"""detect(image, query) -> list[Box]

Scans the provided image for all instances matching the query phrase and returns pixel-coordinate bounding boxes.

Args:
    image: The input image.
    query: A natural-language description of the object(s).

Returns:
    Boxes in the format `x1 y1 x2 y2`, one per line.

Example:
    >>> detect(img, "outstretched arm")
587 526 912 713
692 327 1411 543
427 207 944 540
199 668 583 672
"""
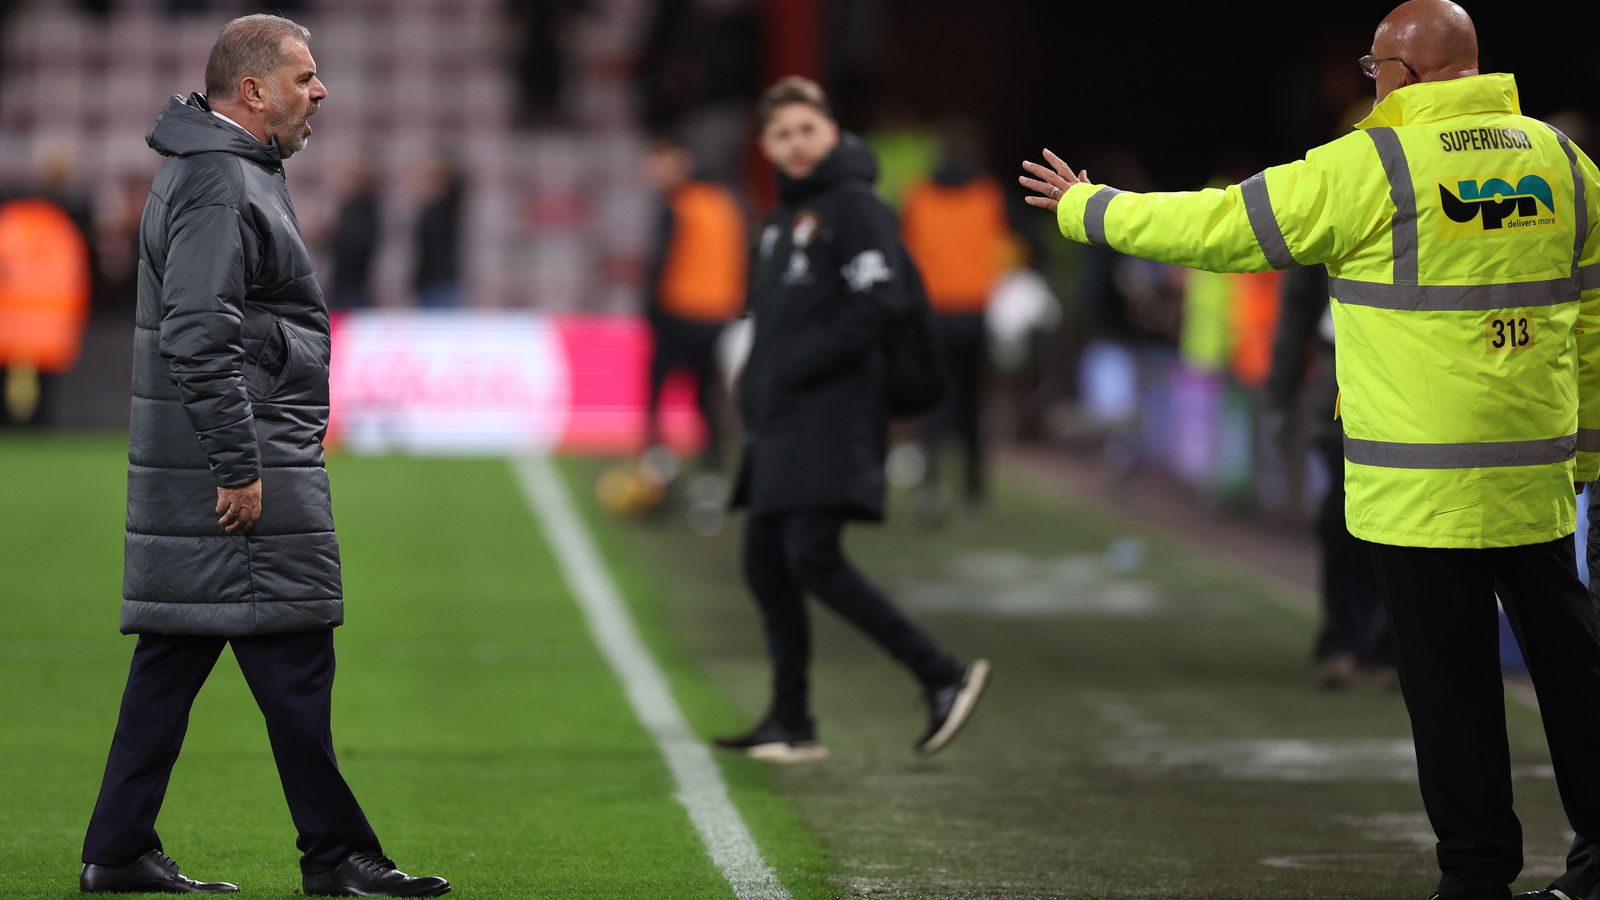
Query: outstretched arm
1020 133 1389 275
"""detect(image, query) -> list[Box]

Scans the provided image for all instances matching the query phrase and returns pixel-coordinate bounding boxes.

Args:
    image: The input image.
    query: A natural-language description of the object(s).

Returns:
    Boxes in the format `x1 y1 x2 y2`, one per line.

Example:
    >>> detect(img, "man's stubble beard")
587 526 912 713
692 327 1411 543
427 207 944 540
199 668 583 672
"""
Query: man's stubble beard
266 97 310 158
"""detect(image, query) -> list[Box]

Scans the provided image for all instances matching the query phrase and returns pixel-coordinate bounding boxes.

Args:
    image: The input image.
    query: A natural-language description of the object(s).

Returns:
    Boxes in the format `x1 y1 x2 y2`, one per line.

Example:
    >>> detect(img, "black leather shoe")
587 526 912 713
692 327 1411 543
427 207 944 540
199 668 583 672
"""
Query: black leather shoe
302 853 451 897
915 659 992 755
80 850 238 893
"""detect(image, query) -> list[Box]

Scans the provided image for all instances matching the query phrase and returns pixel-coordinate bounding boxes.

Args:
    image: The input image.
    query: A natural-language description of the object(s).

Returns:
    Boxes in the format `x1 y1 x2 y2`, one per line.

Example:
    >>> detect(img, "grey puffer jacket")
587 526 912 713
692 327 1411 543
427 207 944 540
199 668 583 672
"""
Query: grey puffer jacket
123 93 341 636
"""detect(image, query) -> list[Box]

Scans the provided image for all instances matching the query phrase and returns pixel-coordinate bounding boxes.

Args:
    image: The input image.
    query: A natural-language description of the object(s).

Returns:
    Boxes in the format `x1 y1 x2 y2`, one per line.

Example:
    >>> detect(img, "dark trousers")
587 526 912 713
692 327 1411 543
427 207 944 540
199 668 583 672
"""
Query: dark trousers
1371 537 1600 900
1312 439 1394 666
920 311 987 502
646 314 725 470
83 631 381 875
742 510 962 726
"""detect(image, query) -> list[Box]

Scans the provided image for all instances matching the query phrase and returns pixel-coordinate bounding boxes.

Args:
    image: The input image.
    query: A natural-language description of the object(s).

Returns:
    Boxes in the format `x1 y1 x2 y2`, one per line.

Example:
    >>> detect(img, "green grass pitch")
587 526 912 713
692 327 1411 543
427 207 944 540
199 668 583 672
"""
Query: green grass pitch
0 435 1576 898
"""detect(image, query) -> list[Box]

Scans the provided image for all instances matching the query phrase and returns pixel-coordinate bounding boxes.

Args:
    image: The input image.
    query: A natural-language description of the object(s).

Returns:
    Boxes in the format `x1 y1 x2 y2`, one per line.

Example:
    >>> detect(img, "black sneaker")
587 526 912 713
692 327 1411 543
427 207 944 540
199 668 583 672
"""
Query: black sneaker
1513 891 1579 899
302 853 450 897
915 659 992 756
80 850 238 893
712 716 830 764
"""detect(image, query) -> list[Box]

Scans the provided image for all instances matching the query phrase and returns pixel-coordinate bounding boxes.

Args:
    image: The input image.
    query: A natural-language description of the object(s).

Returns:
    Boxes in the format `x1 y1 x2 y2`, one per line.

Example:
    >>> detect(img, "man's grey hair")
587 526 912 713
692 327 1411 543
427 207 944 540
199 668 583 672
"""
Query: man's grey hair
204 14 311 101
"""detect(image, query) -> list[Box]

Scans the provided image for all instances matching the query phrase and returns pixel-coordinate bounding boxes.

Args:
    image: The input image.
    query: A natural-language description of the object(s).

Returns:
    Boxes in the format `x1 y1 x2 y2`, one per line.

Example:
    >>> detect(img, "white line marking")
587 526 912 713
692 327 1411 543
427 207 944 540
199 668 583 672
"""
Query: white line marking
512 456 790 900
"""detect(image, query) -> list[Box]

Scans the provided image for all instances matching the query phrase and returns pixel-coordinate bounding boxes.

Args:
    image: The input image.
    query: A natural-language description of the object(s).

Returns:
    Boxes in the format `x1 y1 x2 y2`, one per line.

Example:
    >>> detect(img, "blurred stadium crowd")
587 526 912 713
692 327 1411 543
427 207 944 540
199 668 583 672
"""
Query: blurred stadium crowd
0 0 1596 533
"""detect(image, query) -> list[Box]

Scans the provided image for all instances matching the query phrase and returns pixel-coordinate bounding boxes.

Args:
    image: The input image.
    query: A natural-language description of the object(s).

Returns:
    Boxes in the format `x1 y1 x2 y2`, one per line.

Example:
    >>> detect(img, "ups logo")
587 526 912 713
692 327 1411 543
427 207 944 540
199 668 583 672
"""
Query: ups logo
1439 175 1556 230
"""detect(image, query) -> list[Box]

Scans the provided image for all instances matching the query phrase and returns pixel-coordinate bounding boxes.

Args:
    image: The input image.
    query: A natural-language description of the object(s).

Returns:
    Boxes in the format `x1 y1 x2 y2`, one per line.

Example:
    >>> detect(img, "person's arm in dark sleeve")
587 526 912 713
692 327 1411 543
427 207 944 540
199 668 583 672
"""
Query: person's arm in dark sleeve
1589 485 1600 603
643 197 675 317
1263 264 1326 413
159 199 261 488
738 214 759 319
780 190 902 385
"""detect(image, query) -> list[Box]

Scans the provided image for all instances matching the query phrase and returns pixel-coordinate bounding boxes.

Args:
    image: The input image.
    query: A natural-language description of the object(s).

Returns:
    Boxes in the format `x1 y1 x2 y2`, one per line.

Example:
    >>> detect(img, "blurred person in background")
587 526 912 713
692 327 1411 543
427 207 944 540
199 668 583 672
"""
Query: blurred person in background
641 131 746 473
94 170 157 311
0 146 96 427
326 154 381 310
36 145 98 288
900 120 1009 522
0 192 91 427
1023 2 1600 897
637 0 763 187
79 15 449 897
864 99 939 211
506 0 589 126
412 152 465 308
1171 167 1283 509
1265 264 1396 690
716 76 990 764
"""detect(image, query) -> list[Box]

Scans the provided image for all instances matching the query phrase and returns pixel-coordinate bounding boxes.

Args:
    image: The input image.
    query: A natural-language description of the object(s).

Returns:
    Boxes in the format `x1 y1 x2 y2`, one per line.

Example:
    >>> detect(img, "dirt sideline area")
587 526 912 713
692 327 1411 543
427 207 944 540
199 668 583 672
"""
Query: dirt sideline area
1001 445 1319 608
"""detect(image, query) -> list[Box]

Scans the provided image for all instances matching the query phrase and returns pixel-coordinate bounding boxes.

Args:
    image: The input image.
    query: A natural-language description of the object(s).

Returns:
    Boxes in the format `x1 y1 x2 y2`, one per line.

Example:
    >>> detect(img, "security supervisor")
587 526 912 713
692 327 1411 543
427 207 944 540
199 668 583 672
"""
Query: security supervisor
1023 2 1600 899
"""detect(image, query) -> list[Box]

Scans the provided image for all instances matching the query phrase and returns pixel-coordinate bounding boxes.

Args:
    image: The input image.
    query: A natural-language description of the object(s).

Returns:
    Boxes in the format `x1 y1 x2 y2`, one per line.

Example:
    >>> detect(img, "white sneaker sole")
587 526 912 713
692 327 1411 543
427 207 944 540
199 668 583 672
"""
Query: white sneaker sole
741 741 831 765
917 659 991 756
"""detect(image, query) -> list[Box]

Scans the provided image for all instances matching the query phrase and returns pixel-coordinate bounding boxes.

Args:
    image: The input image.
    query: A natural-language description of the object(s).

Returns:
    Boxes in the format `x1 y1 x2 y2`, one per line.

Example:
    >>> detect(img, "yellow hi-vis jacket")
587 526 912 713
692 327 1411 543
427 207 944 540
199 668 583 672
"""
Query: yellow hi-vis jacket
1056 73 1600 549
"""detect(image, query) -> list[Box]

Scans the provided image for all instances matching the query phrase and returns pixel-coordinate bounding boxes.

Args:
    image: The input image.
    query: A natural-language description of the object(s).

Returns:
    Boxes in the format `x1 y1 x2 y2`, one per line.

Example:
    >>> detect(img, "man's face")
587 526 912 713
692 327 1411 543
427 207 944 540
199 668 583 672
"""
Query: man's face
760 103 839 181
643 145 692 191
263 40 326 158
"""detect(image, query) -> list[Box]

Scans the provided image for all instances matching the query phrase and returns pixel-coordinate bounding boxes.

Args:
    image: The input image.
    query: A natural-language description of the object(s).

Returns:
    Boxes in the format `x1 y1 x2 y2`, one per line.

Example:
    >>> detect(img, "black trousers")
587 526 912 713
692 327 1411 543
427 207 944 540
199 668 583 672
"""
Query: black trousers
646 314 725 470
1371 537 1600 900
742 510 962 727
83 631 382 875
1312 438 1394 666
920 311 987 502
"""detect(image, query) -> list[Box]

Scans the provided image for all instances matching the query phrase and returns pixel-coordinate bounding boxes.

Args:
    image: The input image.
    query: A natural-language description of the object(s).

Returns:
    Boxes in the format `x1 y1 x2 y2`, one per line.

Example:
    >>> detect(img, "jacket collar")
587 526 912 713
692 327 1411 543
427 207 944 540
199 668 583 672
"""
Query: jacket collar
1355 72 1521 130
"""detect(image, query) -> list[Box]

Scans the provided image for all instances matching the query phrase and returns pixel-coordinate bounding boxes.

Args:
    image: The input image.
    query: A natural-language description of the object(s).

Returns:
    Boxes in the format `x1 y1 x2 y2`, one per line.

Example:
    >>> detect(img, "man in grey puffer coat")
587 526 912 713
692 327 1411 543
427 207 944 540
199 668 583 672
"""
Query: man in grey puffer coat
80 16 448 897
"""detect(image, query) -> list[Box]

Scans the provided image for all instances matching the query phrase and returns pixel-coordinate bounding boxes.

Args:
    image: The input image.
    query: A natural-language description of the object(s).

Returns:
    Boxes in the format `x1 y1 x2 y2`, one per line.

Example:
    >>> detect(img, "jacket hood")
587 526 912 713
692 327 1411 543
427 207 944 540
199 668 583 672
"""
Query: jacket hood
777 132 879 203
146 93 283 169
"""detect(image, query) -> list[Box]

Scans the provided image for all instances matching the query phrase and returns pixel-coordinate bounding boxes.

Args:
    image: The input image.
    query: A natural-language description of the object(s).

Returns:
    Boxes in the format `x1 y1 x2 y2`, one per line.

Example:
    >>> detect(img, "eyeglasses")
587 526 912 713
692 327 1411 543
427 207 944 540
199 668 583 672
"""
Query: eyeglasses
1359 54 1420 81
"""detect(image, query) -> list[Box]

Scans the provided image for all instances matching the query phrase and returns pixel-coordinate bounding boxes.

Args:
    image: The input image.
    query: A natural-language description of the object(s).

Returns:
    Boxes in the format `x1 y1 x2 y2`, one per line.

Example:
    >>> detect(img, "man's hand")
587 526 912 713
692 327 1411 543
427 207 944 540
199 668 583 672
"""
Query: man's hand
1019 149 1092 212
216 479 263 534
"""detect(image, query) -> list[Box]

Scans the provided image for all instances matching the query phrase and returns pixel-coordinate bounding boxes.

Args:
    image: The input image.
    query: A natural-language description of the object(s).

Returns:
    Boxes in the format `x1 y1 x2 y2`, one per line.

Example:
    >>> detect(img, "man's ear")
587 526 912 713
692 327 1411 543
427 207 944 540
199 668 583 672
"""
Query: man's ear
240 76 267 112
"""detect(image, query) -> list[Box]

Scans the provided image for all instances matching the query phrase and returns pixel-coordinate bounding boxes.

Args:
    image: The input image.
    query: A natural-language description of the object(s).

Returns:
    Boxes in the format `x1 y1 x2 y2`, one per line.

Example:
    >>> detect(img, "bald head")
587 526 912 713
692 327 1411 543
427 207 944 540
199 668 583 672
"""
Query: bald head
1371 0 1479 101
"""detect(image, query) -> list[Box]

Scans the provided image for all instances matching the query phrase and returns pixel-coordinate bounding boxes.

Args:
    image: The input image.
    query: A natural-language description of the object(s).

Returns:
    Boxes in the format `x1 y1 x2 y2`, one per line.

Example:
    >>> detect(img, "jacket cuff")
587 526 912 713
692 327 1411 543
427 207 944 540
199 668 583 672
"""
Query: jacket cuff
1056 183 1122 247
208 429 263 488
1577 451 1600 485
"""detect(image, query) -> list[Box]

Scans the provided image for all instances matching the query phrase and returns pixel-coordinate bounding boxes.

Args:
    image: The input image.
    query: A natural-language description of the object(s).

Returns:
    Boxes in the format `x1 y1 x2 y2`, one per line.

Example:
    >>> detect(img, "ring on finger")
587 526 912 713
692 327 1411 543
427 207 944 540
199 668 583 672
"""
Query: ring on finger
1051 186 1061 200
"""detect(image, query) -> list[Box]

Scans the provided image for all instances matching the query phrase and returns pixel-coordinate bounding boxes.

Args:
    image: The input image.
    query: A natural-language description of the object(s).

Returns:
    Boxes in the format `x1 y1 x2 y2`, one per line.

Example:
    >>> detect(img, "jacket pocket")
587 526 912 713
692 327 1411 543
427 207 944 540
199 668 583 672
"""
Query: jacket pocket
246 319 290 400
269 319 331 406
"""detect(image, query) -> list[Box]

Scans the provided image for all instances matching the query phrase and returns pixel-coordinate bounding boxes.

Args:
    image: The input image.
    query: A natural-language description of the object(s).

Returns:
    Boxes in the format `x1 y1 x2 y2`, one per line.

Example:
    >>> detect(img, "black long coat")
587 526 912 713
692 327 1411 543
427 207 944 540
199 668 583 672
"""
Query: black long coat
123 94 341 636
732 135 912 522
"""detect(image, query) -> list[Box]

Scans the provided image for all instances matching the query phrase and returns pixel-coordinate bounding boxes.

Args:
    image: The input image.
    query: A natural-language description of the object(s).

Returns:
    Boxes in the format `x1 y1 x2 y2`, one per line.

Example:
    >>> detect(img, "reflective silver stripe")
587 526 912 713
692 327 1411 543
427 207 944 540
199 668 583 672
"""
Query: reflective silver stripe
1366 127 1419 284
1241 172 1297 270
1328 276 1575 311
1581 429 1600 453
1345 434 1576 469
1584 262 1600 291
1083 187 1123 247
1550 126 1588 281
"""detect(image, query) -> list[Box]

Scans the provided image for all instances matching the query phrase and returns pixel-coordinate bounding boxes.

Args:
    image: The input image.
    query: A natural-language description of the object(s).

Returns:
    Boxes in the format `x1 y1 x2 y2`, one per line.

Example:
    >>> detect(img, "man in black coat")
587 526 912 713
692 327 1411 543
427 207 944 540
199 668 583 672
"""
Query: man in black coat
1263 264 1396 691
79 16 448 897
717 77 990 764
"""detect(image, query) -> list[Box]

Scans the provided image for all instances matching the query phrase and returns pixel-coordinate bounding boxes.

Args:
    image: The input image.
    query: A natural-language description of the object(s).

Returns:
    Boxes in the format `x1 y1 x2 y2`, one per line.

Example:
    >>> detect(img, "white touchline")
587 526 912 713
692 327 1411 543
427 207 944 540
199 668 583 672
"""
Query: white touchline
511 456 792 900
